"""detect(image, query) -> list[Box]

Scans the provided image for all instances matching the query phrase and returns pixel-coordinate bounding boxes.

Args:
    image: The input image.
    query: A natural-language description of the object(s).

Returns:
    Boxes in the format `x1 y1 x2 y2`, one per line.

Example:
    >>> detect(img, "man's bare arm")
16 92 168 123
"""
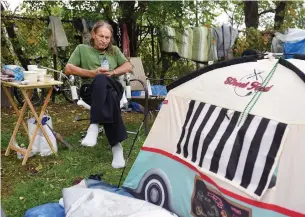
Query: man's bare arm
112 61 133 76
65 61 132 78
65 63 96 78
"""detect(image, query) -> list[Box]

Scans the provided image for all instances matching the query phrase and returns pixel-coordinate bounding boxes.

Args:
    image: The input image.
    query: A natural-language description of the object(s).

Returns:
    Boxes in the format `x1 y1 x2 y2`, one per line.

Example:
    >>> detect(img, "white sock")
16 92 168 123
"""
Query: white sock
81 124 99 147
111 143 125 169
77 99 91 110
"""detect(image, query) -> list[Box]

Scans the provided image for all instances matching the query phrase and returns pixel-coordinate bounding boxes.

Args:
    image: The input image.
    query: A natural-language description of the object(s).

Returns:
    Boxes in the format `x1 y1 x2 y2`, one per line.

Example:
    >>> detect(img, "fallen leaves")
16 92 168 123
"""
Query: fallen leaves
35 163 43 172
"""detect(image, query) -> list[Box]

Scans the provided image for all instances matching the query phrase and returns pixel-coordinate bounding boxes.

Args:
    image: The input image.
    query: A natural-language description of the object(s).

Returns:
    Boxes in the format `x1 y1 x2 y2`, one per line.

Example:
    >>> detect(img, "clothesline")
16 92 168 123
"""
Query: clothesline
2 15 152 28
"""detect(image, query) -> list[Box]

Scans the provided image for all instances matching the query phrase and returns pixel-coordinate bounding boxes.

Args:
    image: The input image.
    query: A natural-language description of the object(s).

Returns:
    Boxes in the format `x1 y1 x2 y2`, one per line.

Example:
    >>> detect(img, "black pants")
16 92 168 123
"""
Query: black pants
80 74 128 146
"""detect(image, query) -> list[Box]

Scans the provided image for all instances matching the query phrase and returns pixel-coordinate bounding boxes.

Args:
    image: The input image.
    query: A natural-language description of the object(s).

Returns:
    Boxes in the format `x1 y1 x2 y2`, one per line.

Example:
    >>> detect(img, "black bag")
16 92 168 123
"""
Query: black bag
80 83 92 105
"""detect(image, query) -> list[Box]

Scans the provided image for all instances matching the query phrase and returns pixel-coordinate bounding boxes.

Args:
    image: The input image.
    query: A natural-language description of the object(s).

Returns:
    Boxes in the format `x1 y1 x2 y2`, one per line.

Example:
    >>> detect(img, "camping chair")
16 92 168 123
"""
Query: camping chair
72 66 147 138
73 57 175 135
128 57 176 135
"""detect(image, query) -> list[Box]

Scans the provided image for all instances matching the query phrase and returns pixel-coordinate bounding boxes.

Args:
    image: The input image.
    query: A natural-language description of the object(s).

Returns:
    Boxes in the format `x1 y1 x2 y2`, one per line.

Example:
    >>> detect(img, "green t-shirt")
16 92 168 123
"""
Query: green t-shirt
67 44 128 83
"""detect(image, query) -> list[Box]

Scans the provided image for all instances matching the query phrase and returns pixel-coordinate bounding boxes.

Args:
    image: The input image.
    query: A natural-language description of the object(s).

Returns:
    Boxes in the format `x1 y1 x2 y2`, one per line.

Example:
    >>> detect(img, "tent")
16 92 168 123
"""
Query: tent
123 56 305 217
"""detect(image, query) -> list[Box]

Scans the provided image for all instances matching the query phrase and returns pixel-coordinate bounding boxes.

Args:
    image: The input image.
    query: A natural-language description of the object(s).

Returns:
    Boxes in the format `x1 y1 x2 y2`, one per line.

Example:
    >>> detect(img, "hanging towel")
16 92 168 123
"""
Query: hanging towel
122 23 130 57
48 16 69 54
213 24 238 59
160 26 217 63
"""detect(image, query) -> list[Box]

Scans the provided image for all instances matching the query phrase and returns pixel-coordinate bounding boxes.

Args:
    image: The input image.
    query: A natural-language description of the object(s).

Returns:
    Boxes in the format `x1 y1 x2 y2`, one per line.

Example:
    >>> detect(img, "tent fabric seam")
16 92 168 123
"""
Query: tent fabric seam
167 57 305 92
166 56 258 91
169 94 302 125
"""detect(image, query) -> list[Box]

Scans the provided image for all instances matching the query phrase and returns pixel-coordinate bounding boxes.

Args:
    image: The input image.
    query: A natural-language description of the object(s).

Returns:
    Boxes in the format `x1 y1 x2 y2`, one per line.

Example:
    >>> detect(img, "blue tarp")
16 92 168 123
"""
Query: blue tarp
130 85 167 112
24 203 65 217
284 38 305 59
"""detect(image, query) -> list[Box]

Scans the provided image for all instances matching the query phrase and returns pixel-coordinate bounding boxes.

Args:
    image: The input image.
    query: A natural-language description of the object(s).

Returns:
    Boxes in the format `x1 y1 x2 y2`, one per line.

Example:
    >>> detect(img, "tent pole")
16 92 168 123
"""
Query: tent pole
117 110 150 187
151 27 155 78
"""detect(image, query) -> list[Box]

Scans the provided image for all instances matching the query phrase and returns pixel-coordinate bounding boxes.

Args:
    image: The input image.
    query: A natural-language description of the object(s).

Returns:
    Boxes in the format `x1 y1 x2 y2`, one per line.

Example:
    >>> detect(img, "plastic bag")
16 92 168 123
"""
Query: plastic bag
27 115 57 156
24 203 65 217
120 89 128 108
274 28 305 43
1 205 6 217
1 65 24 81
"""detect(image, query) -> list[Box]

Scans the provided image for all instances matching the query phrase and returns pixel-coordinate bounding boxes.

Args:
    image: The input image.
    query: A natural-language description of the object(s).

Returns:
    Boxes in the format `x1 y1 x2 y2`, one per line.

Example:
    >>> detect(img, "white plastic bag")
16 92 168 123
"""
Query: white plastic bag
120 89 128 108
274 28 305 42
27 115 57 156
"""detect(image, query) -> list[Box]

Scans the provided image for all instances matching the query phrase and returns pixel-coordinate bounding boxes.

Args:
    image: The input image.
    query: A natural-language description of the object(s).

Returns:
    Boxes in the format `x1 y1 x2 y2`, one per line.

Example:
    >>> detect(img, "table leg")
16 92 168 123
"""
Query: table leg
2 86 29 137
5 91 28 156
21 88 57 165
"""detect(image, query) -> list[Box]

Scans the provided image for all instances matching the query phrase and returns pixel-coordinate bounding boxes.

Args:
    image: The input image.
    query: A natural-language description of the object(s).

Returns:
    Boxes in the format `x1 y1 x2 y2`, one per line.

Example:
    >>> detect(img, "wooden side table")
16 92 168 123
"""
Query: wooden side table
1 80 63 165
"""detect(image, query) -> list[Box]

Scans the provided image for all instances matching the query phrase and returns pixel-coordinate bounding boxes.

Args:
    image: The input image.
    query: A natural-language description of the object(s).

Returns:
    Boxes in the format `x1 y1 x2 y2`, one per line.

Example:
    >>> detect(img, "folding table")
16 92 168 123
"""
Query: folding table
1 80 63 165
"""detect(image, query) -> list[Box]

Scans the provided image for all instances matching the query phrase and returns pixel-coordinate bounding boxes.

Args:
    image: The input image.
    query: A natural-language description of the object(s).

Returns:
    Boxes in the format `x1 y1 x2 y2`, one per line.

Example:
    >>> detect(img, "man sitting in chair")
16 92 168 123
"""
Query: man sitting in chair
65 20 132 169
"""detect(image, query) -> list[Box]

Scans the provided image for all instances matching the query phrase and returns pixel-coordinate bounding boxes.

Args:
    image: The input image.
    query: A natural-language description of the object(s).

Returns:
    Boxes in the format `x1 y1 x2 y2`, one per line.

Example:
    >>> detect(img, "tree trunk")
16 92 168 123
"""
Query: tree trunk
160 53 170 85
151 27 155 78
274 1 286 30
244 1 259 28
127 20 138 57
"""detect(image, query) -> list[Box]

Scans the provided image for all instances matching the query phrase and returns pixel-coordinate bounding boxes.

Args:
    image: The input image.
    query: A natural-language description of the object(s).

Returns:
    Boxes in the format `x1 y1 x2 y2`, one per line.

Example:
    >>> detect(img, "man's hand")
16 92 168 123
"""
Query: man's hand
95 67 109 74
102 71 115 77
94 67 116 77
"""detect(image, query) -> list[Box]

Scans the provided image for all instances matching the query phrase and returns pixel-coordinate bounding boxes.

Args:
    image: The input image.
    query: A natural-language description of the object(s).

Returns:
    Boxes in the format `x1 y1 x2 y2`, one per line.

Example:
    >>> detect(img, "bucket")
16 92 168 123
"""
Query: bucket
23 71 38 83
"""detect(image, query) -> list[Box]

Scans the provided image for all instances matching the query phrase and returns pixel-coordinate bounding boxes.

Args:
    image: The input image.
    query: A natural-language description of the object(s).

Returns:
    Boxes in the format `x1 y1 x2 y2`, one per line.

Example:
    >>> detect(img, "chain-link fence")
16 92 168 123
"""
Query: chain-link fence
2 15 82 71
1 15 88 104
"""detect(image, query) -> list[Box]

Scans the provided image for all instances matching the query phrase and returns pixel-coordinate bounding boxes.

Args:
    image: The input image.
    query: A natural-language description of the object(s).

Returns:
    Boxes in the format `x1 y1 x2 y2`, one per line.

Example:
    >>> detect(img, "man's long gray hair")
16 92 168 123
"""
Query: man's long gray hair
90 20 115 54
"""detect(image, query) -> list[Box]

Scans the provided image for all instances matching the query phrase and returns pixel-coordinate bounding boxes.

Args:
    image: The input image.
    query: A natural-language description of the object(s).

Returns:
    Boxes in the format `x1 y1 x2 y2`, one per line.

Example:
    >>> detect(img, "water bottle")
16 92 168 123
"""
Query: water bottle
71 86 78 104
69 75 75 85
101 56 109 71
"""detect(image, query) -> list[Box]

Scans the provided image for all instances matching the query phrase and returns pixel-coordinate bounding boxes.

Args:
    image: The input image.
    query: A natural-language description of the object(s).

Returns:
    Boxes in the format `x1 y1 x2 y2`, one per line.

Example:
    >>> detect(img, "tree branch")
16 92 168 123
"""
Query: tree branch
259 9 275 16
136 27 150 49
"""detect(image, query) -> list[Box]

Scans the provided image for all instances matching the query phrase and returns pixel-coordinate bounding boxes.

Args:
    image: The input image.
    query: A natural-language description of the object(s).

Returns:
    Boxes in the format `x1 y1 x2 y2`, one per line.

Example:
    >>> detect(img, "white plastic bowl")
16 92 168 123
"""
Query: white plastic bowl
27 65 38 71
23 71 38 83
34 68 47 75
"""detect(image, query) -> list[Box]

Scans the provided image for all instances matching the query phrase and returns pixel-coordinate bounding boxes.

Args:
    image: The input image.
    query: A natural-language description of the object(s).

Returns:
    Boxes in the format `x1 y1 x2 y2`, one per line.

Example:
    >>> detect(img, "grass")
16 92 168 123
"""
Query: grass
1 102 151 217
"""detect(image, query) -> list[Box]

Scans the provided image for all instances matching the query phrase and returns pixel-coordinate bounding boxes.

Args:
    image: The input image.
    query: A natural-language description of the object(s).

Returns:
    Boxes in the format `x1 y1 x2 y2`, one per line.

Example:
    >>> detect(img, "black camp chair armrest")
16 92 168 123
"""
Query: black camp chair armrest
130 78 149 135
130 78 147 91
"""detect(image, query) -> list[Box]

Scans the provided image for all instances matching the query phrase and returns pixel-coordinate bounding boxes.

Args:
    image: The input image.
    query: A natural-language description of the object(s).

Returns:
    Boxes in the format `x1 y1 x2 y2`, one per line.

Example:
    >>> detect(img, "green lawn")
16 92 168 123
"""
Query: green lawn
1 102 149 217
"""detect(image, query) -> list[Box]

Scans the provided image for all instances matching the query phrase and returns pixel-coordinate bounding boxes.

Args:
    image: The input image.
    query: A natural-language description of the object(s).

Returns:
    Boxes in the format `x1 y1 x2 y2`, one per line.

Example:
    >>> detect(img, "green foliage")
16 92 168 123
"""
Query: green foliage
281 1 305 30
1 24 19 65
215 1 244 28
234 28 269 56
217 1 305 55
